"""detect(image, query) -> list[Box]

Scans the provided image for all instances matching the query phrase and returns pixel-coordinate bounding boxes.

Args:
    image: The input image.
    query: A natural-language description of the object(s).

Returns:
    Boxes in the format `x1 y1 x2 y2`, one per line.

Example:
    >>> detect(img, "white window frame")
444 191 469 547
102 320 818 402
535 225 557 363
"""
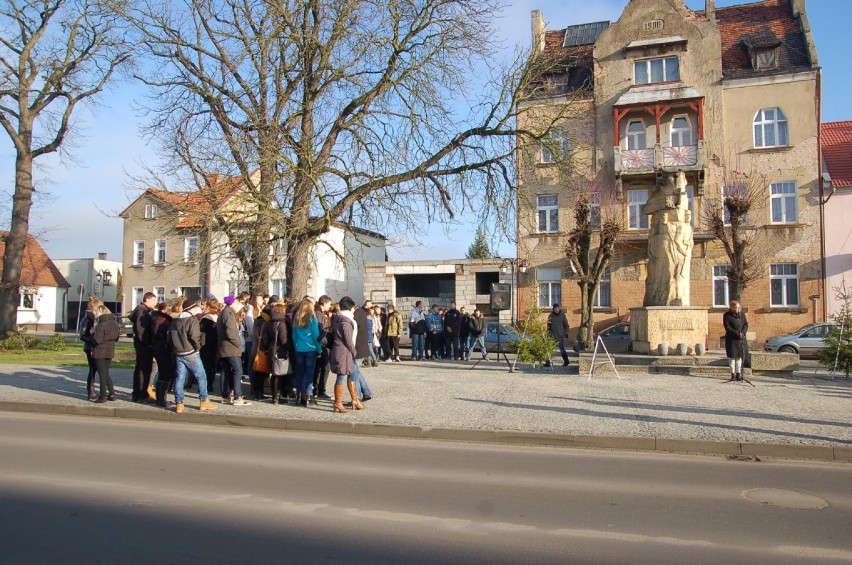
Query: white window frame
593 268 611 308
131 287 144 310
540 130 571 164
713 265 731 308
634 56 680 84
770 181 798 224
19 291 35 309
153 286 165 304
753 107 788 148
537 268 562 309
184 237 199 263
669 115 693 147
271 279 287 298
770 263 799 307
627 188 649 230
626 119 647 150
132 240 145 266
144 204 157 219
537 194 559 233
154 239 167 265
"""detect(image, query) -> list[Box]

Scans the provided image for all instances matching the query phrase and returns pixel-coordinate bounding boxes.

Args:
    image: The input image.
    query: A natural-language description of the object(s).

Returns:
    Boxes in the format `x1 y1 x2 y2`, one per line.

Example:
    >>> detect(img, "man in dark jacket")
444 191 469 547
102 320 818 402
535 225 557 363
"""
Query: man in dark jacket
150 303 174 407
129 292 156 402
547 303 571 367
218 296 250 405
443 302 462 360
170 300 218 413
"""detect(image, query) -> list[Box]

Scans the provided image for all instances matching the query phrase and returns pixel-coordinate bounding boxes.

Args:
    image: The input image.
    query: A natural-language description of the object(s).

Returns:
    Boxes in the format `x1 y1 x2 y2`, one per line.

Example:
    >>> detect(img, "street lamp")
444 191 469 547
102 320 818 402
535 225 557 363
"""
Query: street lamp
229 266 241 294
499 257 529 326
96 269 112 287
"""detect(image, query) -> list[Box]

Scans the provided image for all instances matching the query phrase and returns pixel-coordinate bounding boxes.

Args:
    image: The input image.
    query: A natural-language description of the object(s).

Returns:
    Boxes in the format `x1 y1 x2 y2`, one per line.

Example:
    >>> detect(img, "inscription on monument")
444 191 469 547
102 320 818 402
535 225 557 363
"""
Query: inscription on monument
643 20 664 32
661 319 694 330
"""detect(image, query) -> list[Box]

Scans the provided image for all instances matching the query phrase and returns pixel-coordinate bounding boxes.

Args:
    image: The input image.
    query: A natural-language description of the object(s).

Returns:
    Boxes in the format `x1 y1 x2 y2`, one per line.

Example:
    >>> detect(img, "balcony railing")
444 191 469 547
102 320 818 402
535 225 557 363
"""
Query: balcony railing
614 140 705 175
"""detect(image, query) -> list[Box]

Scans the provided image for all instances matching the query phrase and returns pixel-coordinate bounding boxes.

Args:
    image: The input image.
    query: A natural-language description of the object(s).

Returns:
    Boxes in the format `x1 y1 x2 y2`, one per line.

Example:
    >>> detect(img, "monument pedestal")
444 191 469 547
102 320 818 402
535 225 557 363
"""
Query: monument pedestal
630 306 708 355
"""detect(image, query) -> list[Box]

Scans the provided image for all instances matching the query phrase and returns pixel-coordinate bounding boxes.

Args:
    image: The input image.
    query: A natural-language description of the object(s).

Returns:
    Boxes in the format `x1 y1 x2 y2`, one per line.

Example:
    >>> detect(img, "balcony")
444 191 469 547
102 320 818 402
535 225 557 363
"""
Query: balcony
614 140 705 176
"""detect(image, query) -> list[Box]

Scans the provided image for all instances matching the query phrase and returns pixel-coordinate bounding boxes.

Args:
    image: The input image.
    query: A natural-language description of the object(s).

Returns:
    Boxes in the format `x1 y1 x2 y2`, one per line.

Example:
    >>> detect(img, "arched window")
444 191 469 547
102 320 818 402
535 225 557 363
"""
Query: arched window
626 120 646 150
753 107 788 148
669 115 693 147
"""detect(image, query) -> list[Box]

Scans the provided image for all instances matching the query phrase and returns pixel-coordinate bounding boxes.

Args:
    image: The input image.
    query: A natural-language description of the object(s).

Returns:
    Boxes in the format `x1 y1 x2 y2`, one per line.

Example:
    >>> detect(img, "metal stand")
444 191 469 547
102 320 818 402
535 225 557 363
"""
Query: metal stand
469 331 512 372
587 336 621 381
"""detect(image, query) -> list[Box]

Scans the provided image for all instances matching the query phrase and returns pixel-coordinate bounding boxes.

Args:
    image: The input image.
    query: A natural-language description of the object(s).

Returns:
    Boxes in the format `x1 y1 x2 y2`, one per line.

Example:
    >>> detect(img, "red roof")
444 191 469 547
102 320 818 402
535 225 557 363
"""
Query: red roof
0 233 71 288
822 121 852 189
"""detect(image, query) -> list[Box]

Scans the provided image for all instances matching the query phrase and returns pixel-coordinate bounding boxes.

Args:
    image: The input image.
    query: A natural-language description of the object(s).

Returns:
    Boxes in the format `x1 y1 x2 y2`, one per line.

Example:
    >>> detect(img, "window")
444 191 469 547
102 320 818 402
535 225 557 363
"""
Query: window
541 130 571 164
271 279 287 298
753 107 788 148
132 287 144 310
770 181 797 224
19 291 34 309
628 188 649 229
669 116 693 147
634 56 680 84
752 48 778 70
770 263 799 307
626 120 646 150
153 286 165 304
590 192 602 230
537 194 559 233
154 239 166 264
184 237 199 263
144 204 157 219
132 241 145 266
713 265 730 308
181 286 202 301
593 268 611 308
537 268 562 308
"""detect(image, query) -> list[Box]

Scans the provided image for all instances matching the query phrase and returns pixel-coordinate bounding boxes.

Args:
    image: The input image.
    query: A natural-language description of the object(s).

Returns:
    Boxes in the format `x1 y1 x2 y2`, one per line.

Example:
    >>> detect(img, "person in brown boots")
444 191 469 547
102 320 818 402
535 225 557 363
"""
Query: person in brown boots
329 296 362 412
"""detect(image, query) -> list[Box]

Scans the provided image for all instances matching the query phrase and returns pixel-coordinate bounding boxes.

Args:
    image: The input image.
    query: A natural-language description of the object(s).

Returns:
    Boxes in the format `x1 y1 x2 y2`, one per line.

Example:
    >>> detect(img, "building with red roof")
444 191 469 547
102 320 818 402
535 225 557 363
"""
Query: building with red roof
821 120 852 316
517 0 824 346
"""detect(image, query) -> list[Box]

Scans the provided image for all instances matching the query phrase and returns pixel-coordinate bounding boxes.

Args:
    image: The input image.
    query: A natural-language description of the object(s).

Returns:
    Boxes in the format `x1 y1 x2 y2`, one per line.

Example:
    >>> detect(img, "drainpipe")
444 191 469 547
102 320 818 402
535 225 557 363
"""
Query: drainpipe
816 68 826 322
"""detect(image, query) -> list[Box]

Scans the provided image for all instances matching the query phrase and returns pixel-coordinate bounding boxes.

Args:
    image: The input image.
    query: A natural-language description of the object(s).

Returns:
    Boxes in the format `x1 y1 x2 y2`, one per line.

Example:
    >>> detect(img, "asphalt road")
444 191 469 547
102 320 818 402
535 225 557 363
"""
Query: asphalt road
1 413 851 564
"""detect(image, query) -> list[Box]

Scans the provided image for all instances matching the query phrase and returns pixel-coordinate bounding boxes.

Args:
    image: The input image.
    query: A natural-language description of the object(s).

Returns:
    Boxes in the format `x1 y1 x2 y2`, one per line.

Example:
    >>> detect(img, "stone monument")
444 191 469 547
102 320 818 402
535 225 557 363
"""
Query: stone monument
630 171 708 354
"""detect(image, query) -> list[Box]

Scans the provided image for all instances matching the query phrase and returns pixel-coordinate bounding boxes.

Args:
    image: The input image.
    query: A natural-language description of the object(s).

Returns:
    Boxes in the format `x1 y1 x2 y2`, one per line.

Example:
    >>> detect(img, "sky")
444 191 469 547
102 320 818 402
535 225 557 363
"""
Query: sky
2 0 850 263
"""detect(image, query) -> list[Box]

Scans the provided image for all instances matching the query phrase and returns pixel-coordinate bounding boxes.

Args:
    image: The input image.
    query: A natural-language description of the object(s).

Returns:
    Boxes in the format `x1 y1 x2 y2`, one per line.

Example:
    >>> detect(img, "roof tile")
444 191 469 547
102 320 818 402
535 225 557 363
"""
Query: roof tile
0 233 71 288
822 121 852 188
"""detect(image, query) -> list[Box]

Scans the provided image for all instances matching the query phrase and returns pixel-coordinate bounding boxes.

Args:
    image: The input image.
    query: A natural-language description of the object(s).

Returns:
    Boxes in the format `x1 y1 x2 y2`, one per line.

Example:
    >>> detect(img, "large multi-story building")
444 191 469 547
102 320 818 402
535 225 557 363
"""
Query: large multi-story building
119 173 386 310
516 0 825 344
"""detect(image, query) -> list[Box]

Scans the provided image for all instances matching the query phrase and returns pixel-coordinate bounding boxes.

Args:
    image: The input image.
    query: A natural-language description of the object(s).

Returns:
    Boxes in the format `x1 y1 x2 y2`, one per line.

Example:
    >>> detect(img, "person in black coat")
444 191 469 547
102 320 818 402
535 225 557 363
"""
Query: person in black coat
151 303 175 407
129 292 156 402
79 297 102 400
723 300 748 381
261 301 290 405
91 304 120 403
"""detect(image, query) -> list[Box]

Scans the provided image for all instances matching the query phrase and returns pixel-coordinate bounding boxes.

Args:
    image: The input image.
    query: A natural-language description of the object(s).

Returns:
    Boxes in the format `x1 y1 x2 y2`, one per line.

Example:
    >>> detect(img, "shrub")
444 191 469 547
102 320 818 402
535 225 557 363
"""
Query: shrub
43 333 68 352
2 327 40 351
510 316 557 364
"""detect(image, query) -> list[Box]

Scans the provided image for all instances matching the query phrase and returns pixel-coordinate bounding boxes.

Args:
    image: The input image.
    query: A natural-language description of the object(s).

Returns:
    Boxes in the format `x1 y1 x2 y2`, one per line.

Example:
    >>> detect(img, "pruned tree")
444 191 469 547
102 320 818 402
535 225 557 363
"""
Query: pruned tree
702 158 767 302
466 227 492 259
127 0 575 298
0 0 132 333
565 185 623 350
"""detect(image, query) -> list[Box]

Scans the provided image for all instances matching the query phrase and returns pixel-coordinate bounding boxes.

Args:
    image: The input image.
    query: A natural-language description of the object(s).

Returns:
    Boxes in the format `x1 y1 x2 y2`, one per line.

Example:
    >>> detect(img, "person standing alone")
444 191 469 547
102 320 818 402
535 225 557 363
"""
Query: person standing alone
547 304 570 367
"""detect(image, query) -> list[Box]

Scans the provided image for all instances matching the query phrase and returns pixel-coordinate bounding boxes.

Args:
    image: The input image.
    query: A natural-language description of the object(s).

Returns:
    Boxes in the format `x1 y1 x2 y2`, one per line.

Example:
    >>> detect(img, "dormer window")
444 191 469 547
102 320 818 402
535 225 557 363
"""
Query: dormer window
743 30 781 71
753 48 778 70
634 56 679 85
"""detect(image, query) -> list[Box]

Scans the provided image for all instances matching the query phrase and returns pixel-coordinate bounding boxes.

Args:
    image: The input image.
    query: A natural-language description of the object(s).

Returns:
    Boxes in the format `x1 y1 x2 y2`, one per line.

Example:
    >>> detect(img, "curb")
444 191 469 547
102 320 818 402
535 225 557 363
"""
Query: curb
1 400 850 463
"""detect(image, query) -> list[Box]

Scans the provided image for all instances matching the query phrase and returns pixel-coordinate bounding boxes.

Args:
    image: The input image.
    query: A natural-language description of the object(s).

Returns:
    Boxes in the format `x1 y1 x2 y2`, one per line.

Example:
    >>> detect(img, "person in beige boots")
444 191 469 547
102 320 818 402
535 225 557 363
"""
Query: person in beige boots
329 296 363 413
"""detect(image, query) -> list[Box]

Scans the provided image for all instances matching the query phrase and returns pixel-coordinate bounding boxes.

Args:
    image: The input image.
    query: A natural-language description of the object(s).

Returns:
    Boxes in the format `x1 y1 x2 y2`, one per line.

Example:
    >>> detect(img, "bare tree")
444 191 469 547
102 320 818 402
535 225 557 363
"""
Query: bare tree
0 0 131 333
564 184 623 350
702 160 767 302
127 0 572 298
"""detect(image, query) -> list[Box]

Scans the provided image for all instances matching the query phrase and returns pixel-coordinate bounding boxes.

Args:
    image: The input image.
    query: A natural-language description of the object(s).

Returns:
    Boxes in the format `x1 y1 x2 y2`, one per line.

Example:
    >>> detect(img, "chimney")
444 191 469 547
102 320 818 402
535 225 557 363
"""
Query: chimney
98 252 107 260
531 10 546 53
705 0 715 22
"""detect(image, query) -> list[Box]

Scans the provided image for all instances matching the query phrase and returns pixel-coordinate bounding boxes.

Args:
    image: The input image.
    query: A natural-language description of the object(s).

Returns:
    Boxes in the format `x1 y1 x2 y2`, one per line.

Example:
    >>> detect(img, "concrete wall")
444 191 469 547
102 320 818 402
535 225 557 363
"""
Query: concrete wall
16 287 64 331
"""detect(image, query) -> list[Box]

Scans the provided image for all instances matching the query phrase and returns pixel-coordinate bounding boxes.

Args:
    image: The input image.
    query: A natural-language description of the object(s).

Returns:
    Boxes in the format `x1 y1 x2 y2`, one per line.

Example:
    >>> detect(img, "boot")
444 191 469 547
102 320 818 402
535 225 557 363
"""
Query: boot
736 373 743 381
562 353 570 367
155 381 169 407
347 381 364 410
730 372 736 381
333 384 348 413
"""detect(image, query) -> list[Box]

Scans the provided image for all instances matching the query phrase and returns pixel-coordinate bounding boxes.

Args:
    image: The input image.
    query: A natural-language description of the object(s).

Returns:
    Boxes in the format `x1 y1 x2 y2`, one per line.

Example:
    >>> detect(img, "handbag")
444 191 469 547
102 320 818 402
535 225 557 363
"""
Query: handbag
253 348 271 373
271 355 289 375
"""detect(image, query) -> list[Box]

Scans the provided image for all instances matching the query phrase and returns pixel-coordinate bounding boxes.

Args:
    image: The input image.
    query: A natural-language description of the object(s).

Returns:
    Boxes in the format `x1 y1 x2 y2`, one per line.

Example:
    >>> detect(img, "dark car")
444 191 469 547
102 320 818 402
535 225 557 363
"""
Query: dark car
117 315 134 338
483 322 520 351
596 322 632 353
763 323 837 358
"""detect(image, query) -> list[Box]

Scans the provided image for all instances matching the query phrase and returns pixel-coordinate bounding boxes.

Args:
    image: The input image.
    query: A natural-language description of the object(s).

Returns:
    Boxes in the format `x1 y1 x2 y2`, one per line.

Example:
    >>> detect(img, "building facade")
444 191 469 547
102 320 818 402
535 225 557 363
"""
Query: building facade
53 253 124 328
517 0 824 344
119 175 386 309
821 120 852 318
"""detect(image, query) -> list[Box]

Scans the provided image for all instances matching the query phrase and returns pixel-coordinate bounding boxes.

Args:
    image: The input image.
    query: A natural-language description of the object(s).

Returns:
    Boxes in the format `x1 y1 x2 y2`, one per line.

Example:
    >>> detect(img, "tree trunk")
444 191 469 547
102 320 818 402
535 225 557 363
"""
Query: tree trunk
286 236 311 299
577 280 594 350
0 152 35 334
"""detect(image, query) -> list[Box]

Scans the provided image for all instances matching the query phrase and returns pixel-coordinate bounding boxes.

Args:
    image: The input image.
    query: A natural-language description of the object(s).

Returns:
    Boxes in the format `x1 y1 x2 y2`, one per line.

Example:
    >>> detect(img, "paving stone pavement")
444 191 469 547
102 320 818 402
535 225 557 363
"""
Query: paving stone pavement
1 359 850 452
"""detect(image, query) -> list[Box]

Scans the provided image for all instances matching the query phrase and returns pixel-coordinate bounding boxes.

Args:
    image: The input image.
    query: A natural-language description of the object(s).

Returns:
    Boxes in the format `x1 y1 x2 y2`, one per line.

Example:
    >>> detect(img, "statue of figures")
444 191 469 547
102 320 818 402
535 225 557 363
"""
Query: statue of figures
643 171 694 307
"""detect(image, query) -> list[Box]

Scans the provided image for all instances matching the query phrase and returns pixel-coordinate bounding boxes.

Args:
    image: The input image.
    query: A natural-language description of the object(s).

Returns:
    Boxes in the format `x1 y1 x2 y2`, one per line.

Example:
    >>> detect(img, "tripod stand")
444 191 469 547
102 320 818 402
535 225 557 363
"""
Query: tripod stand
469 329 512 372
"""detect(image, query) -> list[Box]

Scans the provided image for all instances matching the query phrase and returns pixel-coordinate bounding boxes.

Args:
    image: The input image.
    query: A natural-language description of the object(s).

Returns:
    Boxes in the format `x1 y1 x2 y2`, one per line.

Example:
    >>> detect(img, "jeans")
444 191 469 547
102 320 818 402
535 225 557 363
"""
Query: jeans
295 351 317 396
220 355 243 399
556 338 568 359
174 352 209 404
468 335 487 358
352 360 373 400
411 334 425 359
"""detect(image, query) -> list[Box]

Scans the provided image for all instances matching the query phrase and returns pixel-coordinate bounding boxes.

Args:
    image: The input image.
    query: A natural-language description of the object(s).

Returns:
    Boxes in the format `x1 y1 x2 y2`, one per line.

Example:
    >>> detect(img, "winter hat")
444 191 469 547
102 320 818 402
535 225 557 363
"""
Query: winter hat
268 295 280 304
207 293 217 300
223 295 236 306
183 299 198 311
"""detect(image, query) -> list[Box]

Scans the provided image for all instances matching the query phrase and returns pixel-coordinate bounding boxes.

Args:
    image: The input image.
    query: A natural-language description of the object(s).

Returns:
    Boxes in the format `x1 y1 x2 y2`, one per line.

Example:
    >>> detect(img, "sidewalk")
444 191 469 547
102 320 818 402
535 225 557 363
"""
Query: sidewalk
1 359 851 461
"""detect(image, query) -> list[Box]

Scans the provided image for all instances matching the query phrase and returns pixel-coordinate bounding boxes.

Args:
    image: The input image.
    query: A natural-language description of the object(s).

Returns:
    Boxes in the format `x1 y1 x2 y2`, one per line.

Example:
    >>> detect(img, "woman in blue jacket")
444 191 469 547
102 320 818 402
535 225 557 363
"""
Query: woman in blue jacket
291 297 323 406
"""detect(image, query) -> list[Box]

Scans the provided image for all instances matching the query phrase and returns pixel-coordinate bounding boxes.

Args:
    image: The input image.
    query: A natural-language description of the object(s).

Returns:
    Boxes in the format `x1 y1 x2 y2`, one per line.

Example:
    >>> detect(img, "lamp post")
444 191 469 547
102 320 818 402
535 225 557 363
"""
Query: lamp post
229 265 241 295
95 269 112 297
500 257 529 326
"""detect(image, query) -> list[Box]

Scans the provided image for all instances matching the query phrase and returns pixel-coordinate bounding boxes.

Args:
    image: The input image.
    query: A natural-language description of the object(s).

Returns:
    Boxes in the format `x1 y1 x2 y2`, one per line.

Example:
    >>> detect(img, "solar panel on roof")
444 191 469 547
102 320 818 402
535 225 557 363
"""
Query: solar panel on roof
563 21 610 47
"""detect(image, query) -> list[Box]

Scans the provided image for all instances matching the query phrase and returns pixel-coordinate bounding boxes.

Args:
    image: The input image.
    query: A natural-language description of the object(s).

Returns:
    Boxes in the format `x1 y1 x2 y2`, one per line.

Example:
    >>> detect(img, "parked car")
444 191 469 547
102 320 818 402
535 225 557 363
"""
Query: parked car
596 322 632 353
483 322 520 351
117 315 134 338
763 323 838 357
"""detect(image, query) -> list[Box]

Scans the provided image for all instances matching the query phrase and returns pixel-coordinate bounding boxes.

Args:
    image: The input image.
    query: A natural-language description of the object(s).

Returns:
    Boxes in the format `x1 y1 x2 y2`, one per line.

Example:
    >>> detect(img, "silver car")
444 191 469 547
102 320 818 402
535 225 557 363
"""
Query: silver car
763 323 837 357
